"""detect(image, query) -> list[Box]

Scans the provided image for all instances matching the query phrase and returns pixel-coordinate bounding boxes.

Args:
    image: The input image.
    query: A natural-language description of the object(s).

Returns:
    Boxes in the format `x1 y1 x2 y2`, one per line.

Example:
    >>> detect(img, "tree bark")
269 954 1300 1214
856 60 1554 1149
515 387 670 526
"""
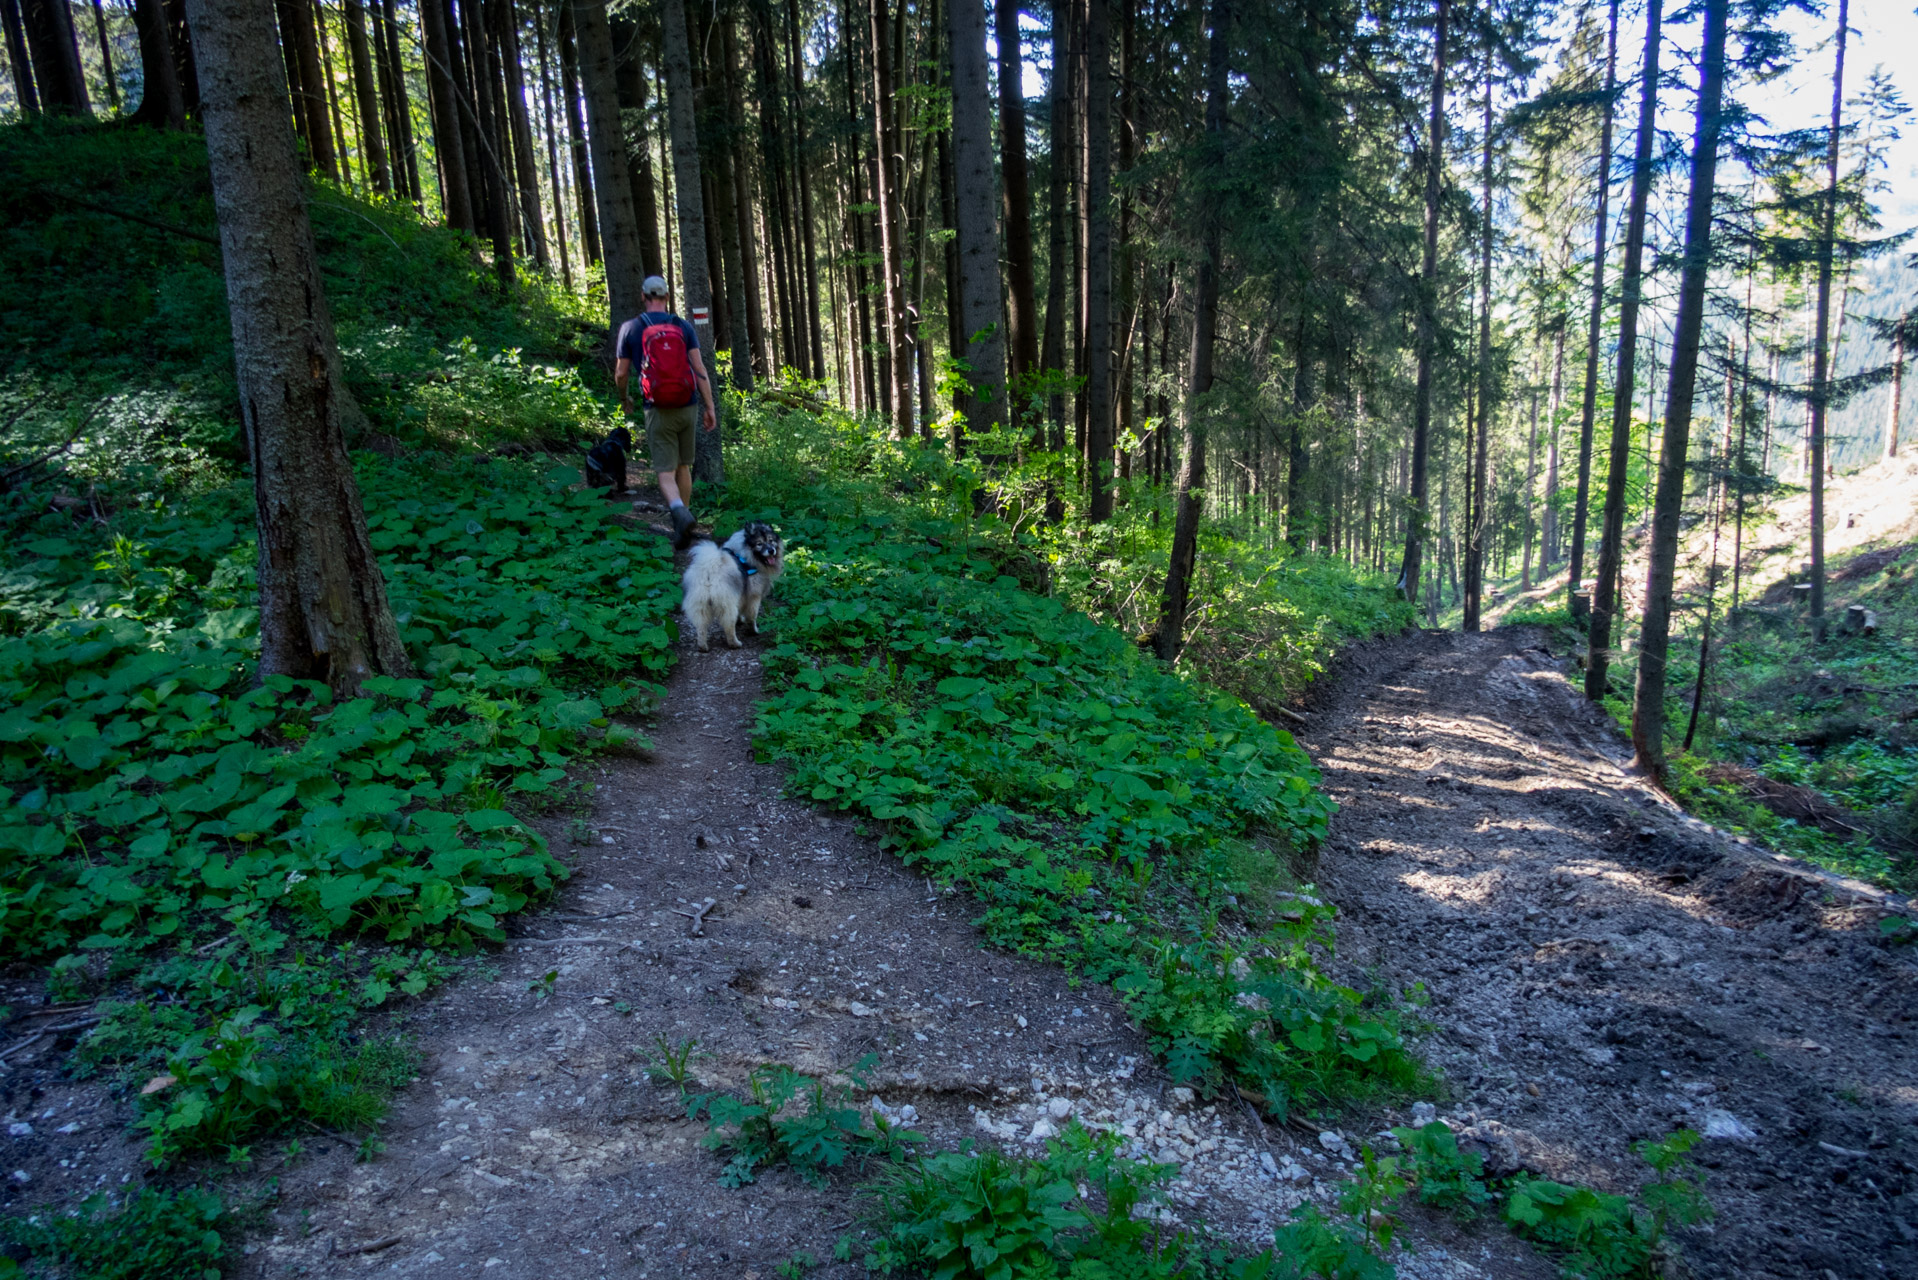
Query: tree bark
459 0 515 285
1805 0 1849 637
1542 324 1565 564
724 15 768 382
660 0 720 481
129 0 186 127
377 0 421 200
21 0 89 113
162 0 197 113
785 0 825 381
997 0 1038 391
610 16 664 277
1155 0 1228 664
1629 0 1727 775
1038 2 1071 452
184 0 410 697
1584 0 1661 701
2 0 39 113
497 0 548 268
572 0 646 333
1395 0 1447 603
866 0 913 434
419 0 473 228
1567 0 1621 616
1082 0 1114 519
1888 318 1906 459
945 0 1006 435
557 0 599 263
343 0 391 193
534 3 572 286
89 0 118 110
314 0 353 186
1463 65 1492 632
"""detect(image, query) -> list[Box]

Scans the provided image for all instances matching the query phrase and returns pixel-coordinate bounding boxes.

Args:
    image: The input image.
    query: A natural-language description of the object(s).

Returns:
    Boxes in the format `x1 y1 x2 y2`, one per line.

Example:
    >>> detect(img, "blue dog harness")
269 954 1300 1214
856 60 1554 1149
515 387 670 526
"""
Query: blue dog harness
728 549 758 589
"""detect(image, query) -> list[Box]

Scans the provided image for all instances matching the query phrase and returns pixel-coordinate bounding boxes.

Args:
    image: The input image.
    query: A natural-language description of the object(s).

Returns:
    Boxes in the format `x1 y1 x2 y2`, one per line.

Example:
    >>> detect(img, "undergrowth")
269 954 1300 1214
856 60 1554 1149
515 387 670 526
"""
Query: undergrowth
0 1185 231 1279
720 399 1423 1117
1 457 677 1161
686 1056 924 1187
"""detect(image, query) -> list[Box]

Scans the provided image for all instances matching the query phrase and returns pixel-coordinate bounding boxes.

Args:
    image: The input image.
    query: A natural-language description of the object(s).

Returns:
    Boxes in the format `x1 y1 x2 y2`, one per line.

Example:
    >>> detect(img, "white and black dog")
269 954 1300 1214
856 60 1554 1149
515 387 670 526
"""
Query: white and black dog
681 522 785 651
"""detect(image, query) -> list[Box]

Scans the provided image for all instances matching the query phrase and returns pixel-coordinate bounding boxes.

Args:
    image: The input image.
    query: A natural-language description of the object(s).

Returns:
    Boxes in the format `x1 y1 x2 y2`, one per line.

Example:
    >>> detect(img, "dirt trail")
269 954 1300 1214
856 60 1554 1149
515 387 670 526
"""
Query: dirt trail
204 619 1914 1280
240 613 1547 1280
1299 627 1916 1279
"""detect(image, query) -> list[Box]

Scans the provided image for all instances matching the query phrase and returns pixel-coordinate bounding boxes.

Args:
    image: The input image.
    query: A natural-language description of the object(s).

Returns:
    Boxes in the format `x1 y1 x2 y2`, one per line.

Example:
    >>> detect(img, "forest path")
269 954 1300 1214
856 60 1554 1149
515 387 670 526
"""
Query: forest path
1298 627 1916 1280
239 552 1539 1280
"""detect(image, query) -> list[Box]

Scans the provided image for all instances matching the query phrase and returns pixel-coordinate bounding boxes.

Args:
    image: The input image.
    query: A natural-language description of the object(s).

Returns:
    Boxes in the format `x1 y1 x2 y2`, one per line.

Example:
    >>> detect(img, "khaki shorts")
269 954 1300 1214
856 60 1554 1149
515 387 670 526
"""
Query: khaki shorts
645 403 699 470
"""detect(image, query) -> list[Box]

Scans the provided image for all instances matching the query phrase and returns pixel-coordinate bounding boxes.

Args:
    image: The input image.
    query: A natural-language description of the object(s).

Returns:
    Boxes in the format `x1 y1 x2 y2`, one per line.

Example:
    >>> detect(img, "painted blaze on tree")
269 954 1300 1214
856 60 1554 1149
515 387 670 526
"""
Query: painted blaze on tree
184 0 411 697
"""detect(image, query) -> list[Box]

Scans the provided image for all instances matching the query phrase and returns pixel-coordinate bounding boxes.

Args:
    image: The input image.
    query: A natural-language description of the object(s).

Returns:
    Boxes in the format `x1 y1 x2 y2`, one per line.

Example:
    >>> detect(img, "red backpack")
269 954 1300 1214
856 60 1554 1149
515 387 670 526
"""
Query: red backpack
640 319 696 409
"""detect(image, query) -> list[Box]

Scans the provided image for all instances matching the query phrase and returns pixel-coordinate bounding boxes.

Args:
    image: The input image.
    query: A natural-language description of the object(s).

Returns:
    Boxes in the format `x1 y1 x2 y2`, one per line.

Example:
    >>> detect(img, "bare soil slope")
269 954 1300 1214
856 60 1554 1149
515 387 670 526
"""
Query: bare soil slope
1300 627 1916 1279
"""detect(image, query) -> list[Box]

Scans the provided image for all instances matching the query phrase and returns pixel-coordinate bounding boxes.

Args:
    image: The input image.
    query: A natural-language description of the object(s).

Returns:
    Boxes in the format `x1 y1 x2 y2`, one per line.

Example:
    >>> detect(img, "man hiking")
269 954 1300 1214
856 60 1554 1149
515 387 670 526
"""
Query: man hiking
614 275 718 550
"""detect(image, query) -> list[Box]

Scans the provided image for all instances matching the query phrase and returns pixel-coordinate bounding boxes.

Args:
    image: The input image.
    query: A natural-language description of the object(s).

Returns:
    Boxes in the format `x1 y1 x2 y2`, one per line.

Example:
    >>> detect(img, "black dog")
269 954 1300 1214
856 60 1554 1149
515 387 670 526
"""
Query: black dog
584 426 634 493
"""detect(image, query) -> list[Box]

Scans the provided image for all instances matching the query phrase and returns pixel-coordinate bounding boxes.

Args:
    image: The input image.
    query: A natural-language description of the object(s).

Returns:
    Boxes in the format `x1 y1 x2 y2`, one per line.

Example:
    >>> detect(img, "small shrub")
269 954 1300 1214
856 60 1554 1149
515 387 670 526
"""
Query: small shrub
1389 1121 1492 1219
0 1185 230 1280
1503 1129 1710 1280
687 1057 922 1187
862 1124 1188 1280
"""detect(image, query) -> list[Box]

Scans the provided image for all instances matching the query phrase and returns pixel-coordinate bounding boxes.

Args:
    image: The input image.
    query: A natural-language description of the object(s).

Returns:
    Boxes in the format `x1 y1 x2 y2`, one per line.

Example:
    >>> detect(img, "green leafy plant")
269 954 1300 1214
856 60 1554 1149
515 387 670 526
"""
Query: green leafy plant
687 1057 922 1187
1389 1121 1492 1220
0 1185 230 1280
774 1251 817 1279
862 1124 1188 1280
1265 1204 1397 1280
1504 1130 1710 1280
642 1034 702 1092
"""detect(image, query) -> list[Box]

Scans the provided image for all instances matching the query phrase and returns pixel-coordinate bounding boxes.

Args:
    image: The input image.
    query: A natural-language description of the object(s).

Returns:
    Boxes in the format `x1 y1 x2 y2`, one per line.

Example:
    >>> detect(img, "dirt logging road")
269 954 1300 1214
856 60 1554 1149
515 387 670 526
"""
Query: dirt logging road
1301 628 1916 1280
230 625 1913 1279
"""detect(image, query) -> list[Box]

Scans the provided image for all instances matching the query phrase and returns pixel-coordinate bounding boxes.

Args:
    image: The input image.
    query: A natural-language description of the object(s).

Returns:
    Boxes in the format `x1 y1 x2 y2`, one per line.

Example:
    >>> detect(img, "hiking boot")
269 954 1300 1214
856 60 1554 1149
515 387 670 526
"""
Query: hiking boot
671 505 696 550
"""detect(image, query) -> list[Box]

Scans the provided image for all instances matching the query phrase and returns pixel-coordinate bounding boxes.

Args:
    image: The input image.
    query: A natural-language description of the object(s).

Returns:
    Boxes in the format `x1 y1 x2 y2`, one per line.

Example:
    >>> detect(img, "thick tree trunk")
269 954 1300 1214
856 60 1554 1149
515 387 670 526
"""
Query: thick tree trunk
2 0 39 113
1629 0 1728 775
946 0 1006 435
343 0 391 193
1396 0 1447 603
997 0 1039 391
572 0 646 332
660 0 720 482
557 0 599 263
129 0 186 127
184 0 410 697
21 0 88 113
419 0 473 228
1155 0 1228 664
1082 0 1114 519
1584 0 1661 701
497 0 548 268
1566 0 1620 618
867 0 913 434
1805 0 1849 637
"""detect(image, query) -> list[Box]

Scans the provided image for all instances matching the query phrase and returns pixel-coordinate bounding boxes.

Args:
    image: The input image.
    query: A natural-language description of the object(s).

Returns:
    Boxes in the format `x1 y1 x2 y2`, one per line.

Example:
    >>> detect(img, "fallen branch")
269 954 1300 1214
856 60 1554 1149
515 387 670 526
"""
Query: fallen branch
673 898 718 937
509 935 623 946
330 1235 404 1258
32 188 220 246
0 1013 103 1059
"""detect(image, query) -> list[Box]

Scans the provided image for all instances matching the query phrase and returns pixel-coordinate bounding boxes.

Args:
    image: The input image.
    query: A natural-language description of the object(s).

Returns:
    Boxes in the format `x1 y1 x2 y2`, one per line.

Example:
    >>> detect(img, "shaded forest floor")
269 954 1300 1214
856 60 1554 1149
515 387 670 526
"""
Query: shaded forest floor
67 607 1897 1279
